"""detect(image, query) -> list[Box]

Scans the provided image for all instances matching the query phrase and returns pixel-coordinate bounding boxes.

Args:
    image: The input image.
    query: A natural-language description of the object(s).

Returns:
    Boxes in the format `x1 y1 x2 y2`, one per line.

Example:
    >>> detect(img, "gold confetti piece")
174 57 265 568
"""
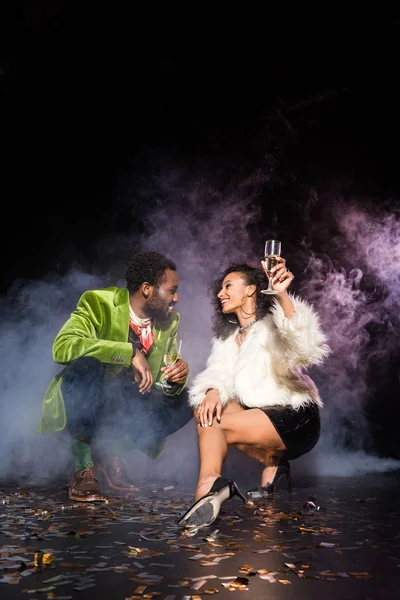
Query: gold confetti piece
33 552 54 567
4 577 20 585
207 542 223 547
134 585 147 593
130 578 158 585
221 576 249 589
257 569 271 575
127 547 164 559
259 573 278 582
42 553 54 565
203 590 220 595
278 579 291 584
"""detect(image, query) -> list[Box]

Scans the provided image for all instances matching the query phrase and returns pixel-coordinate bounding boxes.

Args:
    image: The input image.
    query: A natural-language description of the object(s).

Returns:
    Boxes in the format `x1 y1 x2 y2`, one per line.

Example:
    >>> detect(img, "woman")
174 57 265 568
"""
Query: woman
178 256 330 529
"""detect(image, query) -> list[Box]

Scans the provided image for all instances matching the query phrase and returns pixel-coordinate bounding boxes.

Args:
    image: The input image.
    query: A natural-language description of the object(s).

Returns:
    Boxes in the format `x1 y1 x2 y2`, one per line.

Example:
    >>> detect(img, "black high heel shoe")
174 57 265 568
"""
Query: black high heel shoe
177 477 247 529
246 458 292 501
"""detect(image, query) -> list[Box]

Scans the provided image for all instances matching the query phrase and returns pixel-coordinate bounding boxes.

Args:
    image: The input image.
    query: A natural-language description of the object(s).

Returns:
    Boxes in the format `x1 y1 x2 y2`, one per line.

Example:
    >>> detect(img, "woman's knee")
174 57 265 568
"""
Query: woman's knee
222 401 245 415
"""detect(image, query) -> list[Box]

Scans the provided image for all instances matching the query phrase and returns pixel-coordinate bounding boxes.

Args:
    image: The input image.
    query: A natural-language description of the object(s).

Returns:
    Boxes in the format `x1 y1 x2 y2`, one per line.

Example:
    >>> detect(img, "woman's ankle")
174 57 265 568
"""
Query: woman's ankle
195 475 220 501
261 465 278 488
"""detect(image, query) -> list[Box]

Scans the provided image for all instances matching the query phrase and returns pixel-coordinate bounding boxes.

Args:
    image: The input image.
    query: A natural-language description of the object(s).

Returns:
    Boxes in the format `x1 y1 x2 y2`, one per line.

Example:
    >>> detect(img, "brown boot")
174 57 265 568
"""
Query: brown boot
68 463 105 502
97 456 139 492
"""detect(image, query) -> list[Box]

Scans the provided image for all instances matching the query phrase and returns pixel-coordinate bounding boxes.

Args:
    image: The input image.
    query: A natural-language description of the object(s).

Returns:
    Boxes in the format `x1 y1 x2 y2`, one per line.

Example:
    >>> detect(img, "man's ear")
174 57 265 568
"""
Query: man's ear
141 282 154 299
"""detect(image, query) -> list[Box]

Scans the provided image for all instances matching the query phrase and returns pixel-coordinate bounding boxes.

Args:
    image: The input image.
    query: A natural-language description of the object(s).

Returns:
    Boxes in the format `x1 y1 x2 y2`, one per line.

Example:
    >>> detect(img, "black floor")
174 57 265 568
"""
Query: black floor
1 471 400 599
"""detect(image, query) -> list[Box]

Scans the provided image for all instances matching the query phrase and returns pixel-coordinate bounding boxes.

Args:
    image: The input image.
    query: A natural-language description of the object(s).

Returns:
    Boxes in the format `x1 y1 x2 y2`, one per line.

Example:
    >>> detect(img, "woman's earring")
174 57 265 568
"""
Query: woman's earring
240 295 256 316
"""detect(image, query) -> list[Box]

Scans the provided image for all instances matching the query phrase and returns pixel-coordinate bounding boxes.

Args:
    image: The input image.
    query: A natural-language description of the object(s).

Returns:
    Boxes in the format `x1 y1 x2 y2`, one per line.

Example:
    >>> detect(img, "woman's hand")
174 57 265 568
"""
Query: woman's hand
161 359 189 385
196 389 223 427
261 255 294 295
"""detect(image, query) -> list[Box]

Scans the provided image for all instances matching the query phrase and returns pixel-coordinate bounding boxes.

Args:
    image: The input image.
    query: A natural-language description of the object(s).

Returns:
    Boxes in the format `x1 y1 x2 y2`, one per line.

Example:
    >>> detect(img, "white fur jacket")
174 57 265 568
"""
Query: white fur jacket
189 294 330 411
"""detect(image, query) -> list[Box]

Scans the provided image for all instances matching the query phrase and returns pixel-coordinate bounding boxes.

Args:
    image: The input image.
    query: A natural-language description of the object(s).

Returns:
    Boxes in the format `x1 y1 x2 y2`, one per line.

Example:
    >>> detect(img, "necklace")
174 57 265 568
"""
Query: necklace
237 320 257 345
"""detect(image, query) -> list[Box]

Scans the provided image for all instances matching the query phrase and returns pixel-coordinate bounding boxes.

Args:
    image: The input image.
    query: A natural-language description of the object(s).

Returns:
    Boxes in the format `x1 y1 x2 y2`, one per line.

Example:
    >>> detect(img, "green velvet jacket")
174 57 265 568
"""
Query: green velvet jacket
38 286 186 437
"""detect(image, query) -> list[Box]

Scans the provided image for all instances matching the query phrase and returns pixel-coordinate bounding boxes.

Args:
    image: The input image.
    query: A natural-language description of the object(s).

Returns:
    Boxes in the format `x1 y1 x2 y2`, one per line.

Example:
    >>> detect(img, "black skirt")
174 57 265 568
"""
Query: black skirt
247 401 321 460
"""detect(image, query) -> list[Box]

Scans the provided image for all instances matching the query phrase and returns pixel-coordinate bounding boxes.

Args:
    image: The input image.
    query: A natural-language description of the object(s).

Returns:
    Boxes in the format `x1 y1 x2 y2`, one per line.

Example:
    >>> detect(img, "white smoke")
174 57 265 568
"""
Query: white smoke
0 168 399 488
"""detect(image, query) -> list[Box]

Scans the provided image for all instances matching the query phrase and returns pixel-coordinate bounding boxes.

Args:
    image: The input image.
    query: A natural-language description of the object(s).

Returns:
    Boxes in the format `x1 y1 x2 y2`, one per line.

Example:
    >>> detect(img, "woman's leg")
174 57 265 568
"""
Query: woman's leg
194 402 286 500
195 416 228 501
231 444 284 487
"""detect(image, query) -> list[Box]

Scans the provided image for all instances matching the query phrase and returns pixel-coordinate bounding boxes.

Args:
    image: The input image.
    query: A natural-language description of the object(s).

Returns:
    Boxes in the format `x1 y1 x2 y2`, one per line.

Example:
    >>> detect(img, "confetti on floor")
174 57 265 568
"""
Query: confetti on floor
0 472 399 599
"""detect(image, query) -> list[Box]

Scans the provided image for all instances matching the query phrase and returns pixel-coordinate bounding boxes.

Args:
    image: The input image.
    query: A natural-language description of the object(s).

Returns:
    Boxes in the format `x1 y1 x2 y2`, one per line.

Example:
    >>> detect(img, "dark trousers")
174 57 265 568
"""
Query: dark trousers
61 357 193 452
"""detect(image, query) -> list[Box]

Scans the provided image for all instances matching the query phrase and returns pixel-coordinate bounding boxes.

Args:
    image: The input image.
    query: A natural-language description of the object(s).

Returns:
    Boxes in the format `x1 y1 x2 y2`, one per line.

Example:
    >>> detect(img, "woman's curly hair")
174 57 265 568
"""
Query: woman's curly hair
211 263 273 339
125 251 176 293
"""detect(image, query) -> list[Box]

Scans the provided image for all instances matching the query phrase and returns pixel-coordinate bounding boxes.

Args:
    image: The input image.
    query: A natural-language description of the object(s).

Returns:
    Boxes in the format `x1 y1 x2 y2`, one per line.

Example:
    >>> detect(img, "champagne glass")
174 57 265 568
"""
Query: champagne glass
261 239 281 295
155 337 182 391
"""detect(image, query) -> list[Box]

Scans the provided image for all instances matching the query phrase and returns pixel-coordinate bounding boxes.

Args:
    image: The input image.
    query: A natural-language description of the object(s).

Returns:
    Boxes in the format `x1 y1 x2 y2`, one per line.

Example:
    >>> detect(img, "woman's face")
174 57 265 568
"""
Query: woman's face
217 271 252 314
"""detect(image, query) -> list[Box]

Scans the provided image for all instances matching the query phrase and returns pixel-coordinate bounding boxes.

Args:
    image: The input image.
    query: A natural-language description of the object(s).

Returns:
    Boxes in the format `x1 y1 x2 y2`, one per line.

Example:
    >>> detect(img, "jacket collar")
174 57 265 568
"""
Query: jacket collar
113 286 129 307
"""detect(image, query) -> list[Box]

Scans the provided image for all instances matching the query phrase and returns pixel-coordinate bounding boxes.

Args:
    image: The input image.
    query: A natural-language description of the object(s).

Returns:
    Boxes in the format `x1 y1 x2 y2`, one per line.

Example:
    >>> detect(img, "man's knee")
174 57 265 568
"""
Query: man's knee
63 357 104 381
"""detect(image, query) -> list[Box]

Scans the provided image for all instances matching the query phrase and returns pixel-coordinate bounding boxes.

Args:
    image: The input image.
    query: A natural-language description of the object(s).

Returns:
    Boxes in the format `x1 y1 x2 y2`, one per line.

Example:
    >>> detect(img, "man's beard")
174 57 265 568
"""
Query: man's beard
144 299 172 322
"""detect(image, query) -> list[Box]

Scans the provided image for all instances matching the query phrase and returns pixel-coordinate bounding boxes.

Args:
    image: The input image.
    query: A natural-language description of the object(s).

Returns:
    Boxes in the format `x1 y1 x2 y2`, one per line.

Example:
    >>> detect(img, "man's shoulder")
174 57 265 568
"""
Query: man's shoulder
79 286 128 306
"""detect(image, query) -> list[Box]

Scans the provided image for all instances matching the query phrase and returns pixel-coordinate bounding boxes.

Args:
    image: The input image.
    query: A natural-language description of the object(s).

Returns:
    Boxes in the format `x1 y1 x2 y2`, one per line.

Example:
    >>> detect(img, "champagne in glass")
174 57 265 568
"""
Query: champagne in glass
261 239 281 295
156 338 182 391
164 349 179 368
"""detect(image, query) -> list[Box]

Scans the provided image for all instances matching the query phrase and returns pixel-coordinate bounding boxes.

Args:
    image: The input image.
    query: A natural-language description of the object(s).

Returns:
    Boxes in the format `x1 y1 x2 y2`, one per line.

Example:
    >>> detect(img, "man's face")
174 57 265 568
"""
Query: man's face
145 268 179 321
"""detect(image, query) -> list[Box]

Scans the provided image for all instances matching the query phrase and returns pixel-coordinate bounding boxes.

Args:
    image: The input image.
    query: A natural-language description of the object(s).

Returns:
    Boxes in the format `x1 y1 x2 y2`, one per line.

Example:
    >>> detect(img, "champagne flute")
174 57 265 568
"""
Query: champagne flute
155 337 182 391
261 239 281 295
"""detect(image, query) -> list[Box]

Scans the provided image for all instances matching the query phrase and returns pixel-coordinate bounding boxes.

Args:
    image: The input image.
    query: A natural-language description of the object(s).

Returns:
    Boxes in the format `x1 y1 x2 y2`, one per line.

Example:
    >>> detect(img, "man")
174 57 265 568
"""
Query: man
38 251 192 502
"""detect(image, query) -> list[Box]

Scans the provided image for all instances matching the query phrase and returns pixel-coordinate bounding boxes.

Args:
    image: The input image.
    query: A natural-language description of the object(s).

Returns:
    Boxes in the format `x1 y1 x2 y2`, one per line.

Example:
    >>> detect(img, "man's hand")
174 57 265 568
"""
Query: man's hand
161 359 189 385
131 349 153 394
196 389 223 427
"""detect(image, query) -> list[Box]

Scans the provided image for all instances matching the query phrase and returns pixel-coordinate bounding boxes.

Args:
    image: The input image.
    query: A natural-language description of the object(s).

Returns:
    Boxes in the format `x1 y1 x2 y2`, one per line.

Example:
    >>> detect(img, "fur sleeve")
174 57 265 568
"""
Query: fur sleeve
270 294 331 368
188 337 236 409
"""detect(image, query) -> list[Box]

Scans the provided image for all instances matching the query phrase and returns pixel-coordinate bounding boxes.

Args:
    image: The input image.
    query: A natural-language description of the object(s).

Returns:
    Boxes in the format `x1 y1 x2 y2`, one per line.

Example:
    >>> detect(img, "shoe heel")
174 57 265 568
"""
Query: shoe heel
231 481 247 503
276 469 292 495
286 472 292 495
246 458 292 501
